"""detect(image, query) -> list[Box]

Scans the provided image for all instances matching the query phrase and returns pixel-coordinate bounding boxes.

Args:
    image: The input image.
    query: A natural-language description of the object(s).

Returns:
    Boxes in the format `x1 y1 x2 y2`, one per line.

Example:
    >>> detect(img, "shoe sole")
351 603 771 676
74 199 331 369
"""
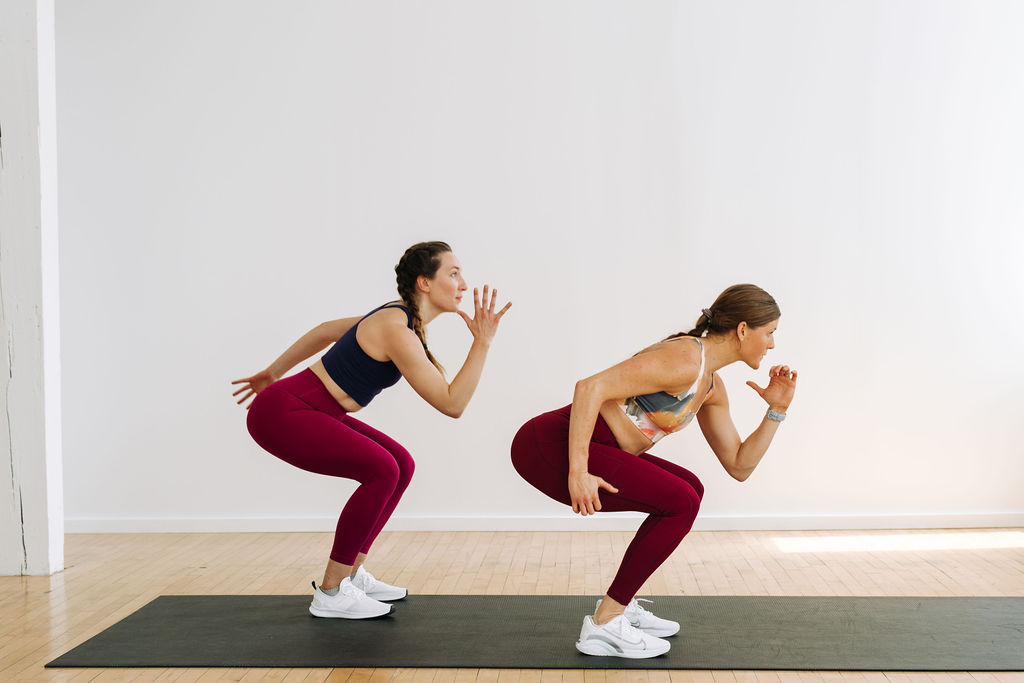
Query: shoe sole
308 604 395 619
575 639 670 658
637 624 680 637
366 590 408 602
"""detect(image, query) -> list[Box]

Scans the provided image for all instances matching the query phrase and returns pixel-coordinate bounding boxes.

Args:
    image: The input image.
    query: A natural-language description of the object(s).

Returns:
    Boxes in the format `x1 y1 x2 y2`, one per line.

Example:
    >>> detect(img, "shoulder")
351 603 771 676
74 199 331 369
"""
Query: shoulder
361 305 416 338
653 337 704 373
625 337 703 391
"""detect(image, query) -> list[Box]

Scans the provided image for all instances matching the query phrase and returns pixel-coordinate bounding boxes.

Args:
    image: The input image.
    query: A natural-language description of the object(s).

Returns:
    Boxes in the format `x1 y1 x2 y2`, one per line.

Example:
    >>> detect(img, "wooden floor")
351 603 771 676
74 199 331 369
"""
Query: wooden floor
2 528 1023 682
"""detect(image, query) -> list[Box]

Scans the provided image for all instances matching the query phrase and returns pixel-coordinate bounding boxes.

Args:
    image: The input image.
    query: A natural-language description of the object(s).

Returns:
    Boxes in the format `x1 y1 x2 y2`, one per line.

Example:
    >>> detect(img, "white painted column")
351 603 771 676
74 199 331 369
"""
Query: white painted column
0 0 64 575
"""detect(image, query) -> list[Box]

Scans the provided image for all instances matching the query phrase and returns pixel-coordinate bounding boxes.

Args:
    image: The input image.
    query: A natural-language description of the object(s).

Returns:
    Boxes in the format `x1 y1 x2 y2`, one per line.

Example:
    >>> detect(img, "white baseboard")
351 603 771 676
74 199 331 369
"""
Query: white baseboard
64 512 1024 534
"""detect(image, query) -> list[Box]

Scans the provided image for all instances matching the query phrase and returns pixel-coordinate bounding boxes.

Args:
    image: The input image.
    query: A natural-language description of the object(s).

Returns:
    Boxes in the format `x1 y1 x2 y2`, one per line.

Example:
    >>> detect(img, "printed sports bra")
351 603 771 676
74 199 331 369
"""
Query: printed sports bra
618 337 714 444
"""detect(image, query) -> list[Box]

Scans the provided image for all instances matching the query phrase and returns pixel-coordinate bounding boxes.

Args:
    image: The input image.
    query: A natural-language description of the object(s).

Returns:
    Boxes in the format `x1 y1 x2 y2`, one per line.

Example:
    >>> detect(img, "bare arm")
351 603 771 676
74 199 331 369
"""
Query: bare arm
266 317 361 378
568 343 700 514
696 365 798 481
386 286 510 418
231 316 361 407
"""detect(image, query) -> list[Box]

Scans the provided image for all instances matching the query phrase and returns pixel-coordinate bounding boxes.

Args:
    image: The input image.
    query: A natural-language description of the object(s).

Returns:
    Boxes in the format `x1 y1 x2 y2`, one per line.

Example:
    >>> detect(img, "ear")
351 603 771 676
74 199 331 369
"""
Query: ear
416 274 431 293
736 321 748 339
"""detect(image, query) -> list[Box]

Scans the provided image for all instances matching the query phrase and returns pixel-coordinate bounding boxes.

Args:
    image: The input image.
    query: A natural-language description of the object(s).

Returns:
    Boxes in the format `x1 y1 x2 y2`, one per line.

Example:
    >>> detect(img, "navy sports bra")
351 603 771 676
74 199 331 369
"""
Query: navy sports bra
320 303 413 407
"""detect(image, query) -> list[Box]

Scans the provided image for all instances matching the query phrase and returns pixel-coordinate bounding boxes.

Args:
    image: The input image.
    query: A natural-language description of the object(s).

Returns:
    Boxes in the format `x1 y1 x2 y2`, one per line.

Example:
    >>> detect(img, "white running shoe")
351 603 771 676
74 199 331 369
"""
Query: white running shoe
350 566 408 601
596 597 680 637
308 578 393 619
575 614 671 659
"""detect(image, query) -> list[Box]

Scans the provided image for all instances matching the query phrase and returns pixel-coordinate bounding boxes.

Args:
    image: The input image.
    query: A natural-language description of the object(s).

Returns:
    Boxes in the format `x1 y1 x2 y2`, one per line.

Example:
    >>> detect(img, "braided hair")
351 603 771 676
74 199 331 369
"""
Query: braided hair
395 241 452 374
665 284 780 340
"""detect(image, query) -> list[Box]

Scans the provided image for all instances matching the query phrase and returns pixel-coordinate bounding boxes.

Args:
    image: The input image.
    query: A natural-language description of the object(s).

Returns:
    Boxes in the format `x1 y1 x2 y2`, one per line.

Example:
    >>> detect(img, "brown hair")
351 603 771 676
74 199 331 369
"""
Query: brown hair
667 284 780 340
395 241 452 373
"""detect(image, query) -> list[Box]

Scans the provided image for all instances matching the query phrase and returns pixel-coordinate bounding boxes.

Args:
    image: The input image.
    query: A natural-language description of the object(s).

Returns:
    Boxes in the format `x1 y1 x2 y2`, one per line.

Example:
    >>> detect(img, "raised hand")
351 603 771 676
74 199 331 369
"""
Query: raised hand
746 364 798 411
457 284 511 345
231 369 279 409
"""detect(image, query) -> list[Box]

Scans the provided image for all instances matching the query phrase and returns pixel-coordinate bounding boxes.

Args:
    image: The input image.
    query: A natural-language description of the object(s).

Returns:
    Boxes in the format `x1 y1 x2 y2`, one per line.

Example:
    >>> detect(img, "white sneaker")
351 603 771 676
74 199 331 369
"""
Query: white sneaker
575 614 671 659
350 566 408 601
308 578 393 619
596 597 680 637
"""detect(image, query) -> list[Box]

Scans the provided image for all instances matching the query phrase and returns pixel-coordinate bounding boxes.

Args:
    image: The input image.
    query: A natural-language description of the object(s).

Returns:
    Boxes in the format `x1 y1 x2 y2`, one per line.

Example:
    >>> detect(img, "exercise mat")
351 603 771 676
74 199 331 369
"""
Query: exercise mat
47 595 1024 671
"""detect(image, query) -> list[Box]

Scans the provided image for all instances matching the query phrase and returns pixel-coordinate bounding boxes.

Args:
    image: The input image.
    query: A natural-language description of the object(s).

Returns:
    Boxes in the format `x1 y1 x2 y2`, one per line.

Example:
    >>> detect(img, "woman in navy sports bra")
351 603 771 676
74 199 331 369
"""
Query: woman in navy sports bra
233 241 510 619
510 284 797 659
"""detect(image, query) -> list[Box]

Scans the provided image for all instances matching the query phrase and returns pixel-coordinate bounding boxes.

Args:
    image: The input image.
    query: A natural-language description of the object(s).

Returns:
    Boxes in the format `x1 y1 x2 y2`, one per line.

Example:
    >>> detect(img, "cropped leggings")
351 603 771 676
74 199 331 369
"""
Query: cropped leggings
246 369 414 565
510 404 702 605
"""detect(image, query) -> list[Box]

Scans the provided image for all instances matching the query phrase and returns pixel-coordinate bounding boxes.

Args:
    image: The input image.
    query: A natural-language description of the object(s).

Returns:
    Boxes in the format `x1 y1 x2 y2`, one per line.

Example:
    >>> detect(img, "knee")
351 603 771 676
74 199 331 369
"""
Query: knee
660 481 702 520
393 448 415 486
366 455 402 488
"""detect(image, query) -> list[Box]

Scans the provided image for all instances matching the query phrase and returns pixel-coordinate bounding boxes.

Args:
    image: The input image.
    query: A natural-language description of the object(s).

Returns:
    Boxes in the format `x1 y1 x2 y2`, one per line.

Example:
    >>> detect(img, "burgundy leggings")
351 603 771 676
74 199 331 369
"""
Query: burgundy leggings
510 404 702 605
246 369 414 565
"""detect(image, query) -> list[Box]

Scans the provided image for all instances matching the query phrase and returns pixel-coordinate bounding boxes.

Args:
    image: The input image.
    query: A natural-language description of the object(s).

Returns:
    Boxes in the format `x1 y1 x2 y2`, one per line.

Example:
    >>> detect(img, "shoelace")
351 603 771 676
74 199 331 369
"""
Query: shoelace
339 580 367 598
630 598 654 616
355 569 380 591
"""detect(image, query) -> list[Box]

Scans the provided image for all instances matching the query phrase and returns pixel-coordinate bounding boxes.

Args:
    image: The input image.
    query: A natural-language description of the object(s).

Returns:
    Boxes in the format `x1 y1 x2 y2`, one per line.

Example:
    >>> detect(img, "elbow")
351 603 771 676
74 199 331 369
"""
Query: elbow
439 403 464 419
729 466 753 483
573 377 598 402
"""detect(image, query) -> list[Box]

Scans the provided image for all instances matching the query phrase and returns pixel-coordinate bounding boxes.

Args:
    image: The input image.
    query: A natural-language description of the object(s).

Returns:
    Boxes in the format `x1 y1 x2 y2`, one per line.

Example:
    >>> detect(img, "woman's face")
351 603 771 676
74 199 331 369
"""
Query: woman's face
425 251 468 312
740 318 779 369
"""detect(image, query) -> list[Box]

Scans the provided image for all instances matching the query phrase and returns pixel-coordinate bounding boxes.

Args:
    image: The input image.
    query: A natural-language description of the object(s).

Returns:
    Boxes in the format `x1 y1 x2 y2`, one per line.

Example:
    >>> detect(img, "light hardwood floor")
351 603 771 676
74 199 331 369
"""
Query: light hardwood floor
2 529 1022 682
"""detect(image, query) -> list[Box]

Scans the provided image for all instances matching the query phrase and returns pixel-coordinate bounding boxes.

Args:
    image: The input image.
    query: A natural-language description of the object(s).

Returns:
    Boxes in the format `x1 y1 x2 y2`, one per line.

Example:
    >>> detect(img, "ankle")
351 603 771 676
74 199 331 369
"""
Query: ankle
593 609 624 625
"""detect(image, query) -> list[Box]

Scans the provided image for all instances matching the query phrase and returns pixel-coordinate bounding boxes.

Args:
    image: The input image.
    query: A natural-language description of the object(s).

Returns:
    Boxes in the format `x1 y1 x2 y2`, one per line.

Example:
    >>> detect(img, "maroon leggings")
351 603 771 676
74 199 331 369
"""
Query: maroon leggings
510 404 702 605
246 369 414 565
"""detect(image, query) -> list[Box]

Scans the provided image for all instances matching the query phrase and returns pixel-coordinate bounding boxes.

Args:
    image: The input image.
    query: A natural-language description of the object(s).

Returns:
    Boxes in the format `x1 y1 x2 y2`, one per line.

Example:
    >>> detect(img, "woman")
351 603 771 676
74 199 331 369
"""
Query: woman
510 284 796 658
233 241 510 619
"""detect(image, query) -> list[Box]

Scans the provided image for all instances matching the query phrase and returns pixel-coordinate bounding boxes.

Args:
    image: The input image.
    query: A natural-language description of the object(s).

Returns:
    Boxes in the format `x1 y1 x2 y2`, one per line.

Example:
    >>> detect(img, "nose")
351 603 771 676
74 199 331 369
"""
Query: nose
459 277 468 291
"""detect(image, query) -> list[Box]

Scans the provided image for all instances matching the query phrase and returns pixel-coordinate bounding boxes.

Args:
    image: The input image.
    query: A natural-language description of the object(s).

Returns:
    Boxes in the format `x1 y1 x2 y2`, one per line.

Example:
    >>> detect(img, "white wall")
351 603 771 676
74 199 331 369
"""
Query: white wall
56 1 1024 533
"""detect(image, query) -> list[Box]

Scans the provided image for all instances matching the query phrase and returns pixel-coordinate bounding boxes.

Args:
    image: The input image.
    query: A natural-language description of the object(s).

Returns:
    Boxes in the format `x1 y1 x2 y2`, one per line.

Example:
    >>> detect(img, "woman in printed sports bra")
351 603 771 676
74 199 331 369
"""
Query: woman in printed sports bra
510 284 797 659
232 242 510 620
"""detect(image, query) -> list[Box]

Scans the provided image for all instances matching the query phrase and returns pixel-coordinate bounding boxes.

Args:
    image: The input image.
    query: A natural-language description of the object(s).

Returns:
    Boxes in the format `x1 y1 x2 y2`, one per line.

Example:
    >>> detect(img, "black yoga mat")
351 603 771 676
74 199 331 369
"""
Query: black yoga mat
47 595 1024 671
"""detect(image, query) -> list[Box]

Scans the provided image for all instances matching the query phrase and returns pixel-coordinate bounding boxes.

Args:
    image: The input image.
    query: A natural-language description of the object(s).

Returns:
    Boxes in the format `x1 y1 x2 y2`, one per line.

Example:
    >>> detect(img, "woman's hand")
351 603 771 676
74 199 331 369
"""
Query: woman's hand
458 285 511 346
746 364 798 411
568 470 619 516
231 369 279 409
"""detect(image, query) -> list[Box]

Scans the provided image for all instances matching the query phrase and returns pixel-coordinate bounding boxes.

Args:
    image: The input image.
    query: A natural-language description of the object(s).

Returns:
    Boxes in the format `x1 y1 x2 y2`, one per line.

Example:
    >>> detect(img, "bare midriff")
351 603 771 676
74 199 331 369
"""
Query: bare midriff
599 400 653 456
309 360 365 413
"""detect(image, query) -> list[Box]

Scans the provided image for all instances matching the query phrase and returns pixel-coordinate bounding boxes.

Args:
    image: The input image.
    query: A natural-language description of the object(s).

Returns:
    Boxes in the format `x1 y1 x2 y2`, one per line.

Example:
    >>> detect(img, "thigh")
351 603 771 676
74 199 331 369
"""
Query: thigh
342 415 412 466
252 404 399 481
588 443 700 516
512 415 697 517
638 452 704 500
